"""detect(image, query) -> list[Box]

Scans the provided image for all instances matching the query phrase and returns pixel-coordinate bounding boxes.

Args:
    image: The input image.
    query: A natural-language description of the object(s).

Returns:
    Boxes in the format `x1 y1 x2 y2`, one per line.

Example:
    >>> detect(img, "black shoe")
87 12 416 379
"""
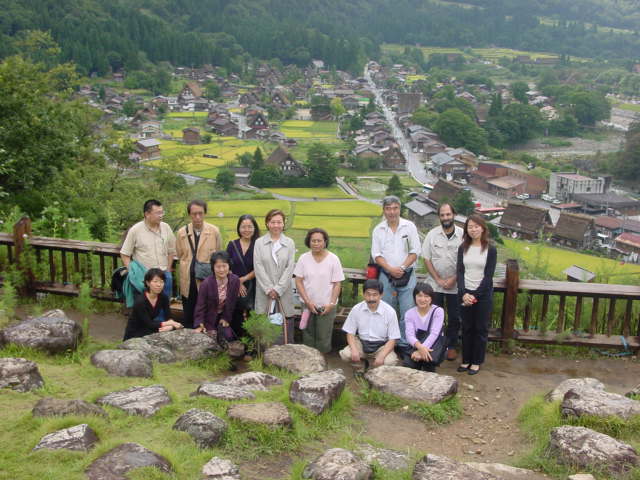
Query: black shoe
468 366 480 375
457 364 469 373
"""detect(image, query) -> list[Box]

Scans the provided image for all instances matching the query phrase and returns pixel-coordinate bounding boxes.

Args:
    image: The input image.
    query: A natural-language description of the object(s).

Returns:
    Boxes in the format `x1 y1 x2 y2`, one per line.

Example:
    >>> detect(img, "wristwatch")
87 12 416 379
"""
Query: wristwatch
400 265 407 272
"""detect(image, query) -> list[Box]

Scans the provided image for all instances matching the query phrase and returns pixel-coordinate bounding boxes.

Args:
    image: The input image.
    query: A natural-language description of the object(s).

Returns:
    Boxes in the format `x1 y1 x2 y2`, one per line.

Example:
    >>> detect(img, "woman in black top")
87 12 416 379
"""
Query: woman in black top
456 214 497 375
123 268 184 340
226 214 260 337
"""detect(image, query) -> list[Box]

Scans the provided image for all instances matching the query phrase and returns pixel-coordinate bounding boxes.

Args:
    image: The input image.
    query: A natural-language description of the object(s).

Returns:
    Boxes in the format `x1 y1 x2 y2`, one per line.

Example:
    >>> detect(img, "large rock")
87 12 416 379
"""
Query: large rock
561 387 640 420
97 385 171 417
202 457 241 480
303 448 372 480
227 402 292 427
217 371 282 391
173 409 227 448
290 369 346 414
546 378 605 402
264 344 326 374
413 454 496 479
364 366 457 404
33 424 98 452
32 397 107 417
465 462 549 479
85 442 172 480
0 309 81 353
355 444 409 471
550 425 639 473
120 329 222 363
91 349 153 377
193 383 256 401
0 357 44 392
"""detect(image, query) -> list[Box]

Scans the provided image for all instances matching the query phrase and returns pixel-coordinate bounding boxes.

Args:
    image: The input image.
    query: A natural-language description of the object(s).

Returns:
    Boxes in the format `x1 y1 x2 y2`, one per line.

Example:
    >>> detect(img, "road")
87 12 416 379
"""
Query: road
364 66 504 209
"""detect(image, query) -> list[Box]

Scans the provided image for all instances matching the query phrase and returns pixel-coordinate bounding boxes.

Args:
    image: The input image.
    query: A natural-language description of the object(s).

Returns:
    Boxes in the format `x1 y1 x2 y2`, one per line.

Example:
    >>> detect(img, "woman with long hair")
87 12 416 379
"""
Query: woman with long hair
456 214 497 375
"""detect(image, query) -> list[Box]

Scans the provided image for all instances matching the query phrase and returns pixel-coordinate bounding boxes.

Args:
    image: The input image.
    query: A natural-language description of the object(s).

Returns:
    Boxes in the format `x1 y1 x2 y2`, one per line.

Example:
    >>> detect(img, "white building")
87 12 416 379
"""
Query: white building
549 172 606 202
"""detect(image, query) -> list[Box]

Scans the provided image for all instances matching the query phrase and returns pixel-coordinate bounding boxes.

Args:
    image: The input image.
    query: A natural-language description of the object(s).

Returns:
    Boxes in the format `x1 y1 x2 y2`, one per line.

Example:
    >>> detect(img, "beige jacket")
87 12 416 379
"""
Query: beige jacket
253 233 296 317
175 222 222 296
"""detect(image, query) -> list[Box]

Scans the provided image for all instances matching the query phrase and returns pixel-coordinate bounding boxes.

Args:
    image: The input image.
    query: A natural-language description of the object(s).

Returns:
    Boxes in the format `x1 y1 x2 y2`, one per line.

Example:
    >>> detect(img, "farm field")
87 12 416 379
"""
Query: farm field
614 102 640 113
503 238 640 281
265 187 352 199
292 216 373 238
280 120 338 139
295 200 381 217
166 111 209 118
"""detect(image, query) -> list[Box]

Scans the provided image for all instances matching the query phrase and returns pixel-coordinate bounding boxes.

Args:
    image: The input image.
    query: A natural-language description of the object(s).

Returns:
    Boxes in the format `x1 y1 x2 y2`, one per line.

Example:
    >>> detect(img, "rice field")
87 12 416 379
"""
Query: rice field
382 43 580 61
265 187 352 199
292 216 373 238
205 200 292 219
166 111 209 118
295 201 381 217
279 120 338 139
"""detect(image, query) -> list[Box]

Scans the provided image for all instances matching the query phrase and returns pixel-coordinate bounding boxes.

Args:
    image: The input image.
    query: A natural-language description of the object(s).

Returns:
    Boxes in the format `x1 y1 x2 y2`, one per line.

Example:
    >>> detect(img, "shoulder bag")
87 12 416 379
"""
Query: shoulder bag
414 306 448 365
187 225 212 280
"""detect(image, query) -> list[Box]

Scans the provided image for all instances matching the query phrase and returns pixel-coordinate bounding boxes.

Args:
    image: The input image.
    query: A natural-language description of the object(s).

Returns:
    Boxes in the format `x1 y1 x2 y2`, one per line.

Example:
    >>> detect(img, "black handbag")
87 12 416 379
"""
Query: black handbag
414 306 448 365
187 225 212 280
383 267 413 288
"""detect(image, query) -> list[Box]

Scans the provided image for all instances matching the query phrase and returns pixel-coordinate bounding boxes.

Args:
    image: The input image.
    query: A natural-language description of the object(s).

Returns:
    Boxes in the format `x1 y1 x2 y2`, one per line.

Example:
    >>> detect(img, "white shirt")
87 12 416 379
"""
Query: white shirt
371 217 421 268
342 300 401 342
463 245 489 291
422 225 464 294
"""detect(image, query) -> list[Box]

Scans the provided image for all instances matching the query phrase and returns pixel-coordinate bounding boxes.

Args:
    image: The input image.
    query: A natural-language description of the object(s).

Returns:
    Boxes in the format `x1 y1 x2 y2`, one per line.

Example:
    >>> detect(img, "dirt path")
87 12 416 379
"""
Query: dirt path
81 310 639 477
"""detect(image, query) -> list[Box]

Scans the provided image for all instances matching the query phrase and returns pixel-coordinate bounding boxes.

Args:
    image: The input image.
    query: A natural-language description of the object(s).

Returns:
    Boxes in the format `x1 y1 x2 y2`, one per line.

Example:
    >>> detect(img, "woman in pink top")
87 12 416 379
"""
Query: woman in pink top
294 228 345 353
402 283 445 372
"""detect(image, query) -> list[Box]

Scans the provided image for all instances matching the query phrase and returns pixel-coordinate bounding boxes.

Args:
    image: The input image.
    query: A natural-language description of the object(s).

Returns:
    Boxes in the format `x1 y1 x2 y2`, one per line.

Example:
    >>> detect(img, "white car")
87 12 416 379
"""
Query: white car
515 193 530 200
541 194 553 202
552 199 561 204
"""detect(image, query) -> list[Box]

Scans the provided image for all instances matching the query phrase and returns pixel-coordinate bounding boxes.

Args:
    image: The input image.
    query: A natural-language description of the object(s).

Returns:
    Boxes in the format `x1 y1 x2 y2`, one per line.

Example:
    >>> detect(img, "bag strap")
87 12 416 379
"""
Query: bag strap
424 306 443 337
186 225 198 257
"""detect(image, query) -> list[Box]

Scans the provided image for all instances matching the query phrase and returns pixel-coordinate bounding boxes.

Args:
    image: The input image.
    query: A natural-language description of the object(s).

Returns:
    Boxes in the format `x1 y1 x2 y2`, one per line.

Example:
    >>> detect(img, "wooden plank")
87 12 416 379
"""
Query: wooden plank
100 255 106 287
487 328 640 350
523 293 532 332
573 295 583 332
48 249 55 283
7 244 12 264
590 297 599 335
623 299 632 337
501 259 519 342
74 252 80 280
61 251 68 284
607 298 617 337
517 279 640 299
556 295 566 333
541 294 549 330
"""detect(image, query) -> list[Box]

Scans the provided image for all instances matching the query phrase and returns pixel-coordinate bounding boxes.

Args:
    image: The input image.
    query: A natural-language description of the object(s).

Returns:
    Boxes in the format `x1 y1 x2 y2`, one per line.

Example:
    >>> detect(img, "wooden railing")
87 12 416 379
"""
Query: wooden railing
1 218 639 351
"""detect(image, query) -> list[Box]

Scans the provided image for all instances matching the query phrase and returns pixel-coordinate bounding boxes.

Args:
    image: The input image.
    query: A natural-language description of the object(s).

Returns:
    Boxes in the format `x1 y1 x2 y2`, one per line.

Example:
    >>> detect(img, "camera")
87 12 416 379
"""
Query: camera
317 305 325 314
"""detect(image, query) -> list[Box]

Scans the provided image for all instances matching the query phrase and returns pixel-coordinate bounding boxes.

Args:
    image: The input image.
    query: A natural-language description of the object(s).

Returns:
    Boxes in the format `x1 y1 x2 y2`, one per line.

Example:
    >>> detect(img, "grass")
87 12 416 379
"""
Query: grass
294 201 381 217
614 102 640 113
502 238 640 281
279 121 338 140
516 395 640 479
0 345 355 479
357 381 462 425
265 187 352 199
292 216 373 238
381 43 569 61
165 111 209 118
541 137 572 147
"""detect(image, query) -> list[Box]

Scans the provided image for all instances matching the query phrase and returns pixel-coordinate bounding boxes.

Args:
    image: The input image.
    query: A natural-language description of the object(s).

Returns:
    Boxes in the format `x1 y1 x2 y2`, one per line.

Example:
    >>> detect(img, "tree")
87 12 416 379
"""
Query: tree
453 190 475 216
488 93 503 118
249 165 282 188
205 81 221 100
385 174 404 198
216 169 235 193
510 81 529 103
616 121 640 180
251 147 264 171
570 90 611 126
434 109 488 154
410 106 438 129
238 152 253 168
122 99 137 117
330 97 346 119
307 143 336 186
495 103 542 144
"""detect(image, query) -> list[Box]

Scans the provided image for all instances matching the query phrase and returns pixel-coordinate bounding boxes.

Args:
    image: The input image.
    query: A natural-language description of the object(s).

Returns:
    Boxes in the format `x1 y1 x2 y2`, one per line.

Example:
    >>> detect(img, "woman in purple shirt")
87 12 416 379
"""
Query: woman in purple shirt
402 283 445 372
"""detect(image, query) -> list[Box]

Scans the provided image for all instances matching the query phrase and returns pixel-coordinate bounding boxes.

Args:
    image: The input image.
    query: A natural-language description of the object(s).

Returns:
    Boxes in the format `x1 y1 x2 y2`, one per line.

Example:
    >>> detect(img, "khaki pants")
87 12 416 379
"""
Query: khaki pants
339 337 399 370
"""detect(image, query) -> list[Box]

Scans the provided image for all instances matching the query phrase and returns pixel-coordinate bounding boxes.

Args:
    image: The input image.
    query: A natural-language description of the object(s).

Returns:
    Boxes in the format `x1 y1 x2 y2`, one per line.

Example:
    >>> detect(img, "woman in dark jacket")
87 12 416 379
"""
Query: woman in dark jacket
123 268 184 340
226 214 259 337
456 214 497 375
194 251 240 340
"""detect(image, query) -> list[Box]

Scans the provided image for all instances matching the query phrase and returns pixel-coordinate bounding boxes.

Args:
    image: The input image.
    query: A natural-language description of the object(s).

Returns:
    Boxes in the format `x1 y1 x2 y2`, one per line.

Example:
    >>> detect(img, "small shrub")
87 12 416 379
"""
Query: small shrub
242 311 282 356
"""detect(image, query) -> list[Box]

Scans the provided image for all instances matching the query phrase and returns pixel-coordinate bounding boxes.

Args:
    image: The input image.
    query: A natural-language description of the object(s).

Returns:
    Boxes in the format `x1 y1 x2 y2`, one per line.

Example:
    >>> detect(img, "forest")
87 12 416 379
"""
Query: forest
1 0 640 77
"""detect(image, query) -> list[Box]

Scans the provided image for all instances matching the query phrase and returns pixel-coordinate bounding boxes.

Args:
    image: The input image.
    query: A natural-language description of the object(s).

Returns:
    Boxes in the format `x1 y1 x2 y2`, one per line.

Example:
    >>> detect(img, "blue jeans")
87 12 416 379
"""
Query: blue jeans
379 271 416 347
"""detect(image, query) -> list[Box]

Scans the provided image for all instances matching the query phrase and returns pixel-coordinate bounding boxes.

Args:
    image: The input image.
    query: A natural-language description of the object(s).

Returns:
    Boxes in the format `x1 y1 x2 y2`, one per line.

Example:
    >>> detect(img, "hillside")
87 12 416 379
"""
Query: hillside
1 0 640 77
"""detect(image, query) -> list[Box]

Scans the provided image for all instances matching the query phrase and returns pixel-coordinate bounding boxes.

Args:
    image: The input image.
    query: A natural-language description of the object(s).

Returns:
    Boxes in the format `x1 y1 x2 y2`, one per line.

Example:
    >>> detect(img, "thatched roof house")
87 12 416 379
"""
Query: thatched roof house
499 202 553 240
552 212 595 249
265 145 306 177
427 180 462 206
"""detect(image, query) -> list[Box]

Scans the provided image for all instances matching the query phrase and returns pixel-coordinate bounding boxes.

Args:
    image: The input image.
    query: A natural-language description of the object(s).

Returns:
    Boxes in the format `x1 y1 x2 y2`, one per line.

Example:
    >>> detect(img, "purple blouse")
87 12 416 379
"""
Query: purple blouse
226 239 255 278
404 305 444 349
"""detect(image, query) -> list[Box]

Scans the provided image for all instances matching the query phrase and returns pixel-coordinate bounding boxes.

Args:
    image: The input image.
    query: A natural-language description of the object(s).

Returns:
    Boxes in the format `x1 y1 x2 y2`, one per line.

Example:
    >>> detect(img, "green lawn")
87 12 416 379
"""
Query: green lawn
265 187 352 199
279 121 338 139
502 238 640 281
294 201 381 217
291 216 373 238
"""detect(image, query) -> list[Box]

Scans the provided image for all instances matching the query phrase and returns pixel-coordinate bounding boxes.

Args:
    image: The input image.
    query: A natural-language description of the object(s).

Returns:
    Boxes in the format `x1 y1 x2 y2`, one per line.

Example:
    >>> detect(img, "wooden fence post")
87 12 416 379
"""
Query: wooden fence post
501 259 519 350
13 217 35 296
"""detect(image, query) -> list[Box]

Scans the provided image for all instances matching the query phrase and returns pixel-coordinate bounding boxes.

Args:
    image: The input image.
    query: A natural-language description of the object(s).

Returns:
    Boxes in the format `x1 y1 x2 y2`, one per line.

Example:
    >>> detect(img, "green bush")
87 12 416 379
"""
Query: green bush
242 311 282 356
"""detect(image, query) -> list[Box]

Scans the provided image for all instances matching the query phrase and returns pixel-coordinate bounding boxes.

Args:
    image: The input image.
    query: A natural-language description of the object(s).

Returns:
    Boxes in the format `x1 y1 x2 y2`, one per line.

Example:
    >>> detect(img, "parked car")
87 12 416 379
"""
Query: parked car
541 194 553 202
552 198 561 204
516 193 530 200
454 178 468 185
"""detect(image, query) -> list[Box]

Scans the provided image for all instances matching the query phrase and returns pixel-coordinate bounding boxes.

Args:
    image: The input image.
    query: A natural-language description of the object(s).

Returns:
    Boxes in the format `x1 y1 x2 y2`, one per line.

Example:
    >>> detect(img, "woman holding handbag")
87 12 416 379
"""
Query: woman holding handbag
402 283 446 372
226 214 260 338
193 251 240 347
253 209 296 344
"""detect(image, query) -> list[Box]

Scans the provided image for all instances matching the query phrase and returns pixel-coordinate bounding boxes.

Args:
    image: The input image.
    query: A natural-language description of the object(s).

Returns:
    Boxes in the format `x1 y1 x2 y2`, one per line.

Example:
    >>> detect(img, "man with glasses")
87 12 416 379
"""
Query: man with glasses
120 199 176 304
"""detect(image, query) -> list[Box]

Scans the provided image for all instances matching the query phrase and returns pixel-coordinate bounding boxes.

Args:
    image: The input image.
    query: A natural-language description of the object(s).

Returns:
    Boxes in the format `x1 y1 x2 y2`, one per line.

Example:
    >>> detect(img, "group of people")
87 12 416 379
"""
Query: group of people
120 195 496 375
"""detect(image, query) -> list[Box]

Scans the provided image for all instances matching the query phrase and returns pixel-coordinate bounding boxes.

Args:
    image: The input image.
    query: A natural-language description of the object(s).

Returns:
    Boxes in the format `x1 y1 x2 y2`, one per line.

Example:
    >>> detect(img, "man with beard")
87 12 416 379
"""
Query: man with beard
422 203 464 361
339 279 401 373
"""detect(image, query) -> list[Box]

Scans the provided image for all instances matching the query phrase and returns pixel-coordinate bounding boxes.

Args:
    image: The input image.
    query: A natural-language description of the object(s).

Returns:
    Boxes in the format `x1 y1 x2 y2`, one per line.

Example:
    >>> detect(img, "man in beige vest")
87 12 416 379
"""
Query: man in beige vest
175 200 222 328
